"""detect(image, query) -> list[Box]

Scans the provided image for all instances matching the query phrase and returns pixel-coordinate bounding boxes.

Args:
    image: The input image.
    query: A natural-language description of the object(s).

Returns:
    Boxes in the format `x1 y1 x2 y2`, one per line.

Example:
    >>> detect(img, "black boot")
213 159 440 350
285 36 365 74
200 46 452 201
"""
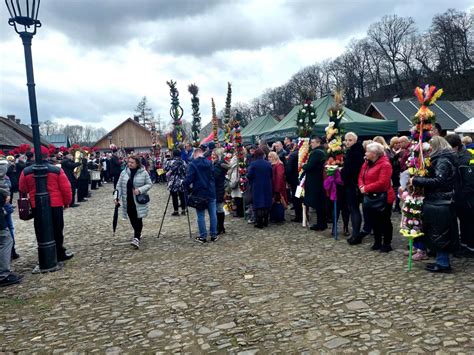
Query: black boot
217 212 226 235
11 247 20 260
263 209 269 227
254 209 263 229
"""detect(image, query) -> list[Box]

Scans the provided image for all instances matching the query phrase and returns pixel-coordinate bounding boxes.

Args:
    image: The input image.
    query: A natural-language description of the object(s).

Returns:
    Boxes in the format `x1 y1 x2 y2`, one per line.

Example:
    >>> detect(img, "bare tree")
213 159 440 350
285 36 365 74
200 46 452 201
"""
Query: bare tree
368 15 417 92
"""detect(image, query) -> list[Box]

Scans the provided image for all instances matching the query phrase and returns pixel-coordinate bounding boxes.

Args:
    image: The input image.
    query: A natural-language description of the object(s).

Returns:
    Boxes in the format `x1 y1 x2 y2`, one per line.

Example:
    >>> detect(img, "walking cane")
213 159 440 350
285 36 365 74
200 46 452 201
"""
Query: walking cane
157 193 171 238
183 190 193 239
333 200 338 240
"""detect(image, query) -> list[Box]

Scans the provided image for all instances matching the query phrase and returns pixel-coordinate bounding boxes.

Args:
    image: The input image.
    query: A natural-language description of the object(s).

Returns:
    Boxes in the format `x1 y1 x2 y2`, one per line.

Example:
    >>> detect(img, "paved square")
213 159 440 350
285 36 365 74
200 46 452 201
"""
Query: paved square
1 184 473 353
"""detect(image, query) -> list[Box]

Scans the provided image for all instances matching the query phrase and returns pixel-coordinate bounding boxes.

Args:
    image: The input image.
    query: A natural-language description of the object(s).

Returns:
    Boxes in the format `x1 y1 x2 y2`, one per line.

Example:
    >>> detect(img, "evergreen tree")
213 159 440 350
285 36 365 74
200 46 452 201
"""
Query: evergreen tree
135 96 154 128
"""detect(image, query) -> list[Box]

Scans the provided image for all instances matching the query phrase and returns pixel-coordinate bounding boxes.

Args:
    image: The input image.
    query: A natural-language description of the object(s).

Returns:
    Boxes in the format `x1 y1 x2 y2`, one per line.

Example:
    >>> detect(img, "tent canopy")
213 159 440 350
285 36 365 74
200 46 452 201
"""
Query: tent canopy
242 113 279 143
454 117 474 134
259 95 398 141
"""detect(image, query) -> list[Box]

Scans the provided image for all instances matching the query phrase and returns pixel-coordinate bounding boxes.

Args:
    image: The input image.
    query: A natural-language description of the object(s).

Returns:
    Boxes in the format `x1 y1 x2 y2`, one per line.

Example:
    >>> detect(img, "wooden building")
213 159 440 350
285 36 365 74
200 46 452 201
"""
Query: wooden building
93 117 165 153
0 115 49 151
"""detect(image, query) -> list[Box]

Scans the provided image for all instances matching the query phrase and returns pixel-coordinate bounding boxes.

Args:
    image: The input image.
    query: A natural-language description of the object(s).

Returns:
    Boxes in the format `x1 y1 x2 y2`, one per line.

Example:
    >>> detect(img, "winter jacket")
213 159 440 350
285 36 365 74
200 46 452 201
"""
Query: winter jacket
412 149 458 251
78 158 89 181
109 155 122 176
454 146 473 207
228 156 242 198
61 158 81 184
6 163 19 193
358 155 395 205
214 158 229 204
389 149 401 187
19 162 72 208
285 150 299 187
341 142 365 188
184 157 216 201
247 158 272 209
165 158 187 193
272 162 288 206
117 167 152 219
412 150 456 203
302 146 327 209
276 149 288 164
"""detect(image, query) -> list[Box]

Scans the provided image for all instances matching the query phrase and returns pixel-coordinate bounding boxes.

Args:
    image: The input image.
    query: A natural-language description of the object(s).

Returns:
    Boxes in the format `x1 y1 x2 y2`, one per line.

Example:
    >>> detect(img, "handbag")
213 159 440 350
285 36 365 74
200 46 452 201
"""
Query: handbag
270 202 285 222
135 193 150 205
187 194 208 210
363 192 387 211
361 164 388 212
18 193 34 221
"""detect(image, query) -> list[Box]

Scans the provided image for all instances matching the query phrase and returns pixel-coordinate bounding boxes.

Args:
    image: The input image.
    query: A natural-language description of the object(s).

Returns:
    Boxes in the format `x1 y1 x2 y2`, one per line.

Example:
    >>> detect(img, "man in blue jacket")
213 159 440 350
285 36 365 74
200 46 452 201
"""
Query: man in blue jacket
184 148 217 243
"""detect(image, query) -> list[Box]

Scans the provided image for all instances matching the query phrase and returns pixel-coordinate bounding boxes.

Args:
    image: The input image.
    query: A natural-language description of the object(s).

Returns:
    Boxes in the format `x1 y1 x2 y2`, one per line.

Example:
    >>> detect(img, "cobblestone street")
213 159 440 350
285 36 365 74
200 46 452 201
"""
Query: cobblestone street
1 184 473 353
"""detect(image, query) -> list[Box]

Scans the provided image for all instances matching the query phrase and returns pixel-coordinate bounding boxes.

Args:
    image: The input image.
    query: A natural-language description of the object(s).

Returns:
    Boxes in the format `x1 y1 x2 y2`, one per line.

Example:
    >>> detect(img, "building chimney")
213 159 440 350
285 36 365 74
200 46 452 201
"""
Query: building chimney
133 115 140 123
15 119 21 124
6 114 15 121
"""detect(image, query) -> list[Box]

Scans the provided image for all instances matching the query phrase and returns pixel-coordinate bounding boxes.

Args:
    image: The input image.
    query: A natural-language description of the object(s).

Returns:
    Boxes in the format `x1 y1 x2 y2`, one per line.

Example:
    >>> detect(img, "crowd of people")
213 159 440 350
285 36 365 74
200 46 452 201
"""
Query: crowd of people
1 126 473 287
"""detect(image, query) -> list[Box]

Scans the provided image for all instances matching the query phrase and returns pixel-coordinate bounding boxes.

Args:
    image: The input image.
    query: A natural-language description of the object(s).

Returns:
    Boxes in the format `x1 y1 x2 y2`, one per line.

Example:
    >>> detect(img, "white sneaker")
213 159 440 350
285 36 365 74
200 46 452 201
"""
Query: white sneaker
131 238 140 249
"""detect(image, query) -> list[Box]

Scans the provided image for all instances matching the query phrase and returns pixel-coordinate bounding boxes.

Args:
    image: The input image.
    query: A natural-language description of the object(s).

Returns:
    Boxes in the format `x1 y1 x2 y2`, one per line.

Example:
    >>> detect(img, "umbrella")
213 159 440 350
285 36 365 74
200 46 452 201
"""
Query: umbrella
113 190 120 236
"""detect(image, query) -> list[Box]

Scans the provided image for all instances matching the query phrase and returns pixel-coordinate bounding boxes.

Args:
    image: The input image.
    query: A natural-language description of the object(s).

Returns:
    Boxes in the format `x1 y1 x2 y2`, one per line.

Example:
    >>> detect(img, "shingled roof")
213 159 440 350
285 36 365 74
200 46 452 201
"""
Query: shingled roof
0 115 49 149
365 100 470 132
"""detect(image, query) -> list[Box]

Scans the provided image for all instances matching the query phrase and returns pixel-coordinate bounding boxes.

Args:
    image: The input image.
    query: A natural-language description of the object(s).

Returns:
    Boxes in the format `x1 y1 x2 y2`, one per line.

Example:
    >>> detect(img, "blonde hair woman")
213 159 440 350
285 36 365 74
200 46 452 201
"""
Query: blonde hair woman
411 136 457 273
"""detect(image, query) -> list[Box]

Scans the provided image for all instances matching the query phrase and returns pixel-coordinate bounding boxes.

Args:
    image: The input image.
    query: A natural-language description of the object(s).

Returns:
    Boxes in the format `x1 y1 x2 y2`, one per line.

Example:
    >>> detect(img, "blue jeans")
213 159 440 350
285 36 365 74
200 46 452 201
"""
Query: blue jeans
196 199 217 239
436 251 450 267
6 213 14 241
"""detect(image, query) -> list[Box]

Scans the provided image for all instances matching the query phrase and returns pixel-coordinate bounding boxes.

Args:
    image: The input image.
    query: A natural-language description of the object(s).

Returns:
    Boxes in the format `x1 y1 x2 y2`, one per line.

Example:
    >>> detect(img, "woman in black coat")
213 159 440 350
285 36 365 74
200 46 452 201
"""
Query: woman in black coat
212 148 229 235
302 137 327 231
411 136 458 273
342 133 366 244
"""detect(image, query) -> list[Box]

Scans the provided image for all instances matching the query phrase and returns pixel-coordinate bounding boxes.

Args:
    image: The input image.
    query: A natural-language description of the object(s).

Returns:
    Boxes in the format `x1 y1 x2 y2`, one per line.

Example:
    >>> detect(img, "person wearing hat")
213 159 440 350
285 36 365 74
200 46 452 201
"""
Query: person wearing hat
0 158 22 287
19 146 74 262
61 152 82 208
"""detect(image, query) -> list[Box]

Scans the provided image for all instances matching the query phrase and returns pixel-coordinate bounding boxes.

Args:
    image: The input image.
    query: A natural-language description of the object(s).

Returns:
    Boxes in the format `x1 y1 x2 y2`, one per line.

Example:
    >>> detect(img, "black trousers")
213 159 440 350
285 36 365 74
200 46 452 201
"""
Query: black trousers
127 200 143 239
346 185 362 238
70 181 77 205
367 203 393 246
33 207 66 258
91 180 98 190
290 184 302 220
77 179 88 201
456 205 474 251
233 197 244 217
171 191 185 211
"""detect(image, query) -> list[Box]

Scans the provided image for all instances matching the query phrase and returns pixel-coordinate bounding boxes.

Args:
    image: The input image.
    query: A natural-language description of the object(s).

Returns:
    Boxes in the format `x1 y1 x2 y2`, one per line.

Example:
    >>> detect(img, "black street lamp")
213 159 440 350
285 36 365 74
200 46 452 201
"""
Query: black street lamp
108 134 113 146
5 0 60 273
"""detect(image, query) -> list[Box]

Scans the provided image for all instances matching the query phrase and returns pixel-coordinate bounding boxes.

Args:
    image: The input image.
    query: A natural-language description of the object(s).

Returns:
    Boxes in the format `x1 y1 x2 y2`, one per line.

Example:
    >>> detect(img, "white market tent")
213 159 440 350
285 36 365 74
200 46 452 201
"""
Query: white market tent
454 117 474 134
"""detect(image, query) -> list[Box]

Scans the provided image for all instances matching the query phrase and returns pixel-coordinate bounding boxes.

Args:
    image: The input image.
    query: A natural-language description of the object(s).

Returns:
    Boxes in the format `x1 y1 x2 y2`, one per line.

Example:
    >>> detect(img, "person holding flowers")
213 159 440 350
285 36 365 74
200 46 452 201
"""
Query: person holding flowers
410 136 458 272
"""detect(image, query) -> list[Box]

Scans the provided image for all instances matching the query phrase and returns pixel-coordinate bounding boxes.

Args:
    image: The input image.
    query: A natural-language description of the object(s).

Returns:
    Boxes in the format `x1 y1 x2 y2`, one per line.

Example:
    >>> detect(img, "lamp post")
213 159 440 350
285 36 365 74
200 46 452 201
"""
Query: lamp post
6 0 60 273
108 134 113 146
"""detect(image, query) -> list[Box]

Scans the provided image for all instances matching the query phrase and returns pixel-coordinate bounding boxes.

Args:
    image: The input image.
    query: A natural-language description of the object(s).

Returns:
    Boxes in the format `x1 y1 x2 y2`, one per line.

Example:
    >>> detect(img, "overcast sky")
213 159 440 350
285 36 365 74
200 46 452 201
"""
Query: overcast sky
0 0 472 131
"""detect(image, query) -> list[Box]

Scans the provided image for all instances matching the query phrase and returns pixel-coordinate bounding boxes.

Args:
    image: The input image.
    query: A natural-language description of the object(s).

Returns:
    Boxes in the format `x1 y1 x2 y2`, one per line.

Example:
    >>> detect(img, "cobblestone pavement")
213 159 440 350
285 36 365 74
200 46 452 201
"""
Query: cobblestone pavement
1 183 473 353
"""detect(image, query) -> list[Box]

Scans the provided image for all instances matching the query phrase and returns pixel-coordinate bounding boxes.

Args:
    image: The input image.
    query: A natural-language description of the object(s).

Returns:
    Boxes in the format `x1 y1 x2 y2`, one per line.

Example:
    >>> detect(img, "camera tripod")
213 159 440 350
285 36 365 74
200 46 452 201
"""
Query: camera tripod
157 190 193 239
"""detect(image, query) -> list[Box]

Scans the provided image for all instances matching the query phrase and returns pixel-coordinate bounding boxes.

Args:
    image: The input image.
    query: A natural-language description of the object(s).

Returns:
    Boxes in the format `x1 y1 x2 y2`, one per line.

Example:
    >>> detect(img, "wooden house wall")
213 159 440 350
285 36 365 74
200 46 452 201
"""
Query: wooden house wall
95 120 152 149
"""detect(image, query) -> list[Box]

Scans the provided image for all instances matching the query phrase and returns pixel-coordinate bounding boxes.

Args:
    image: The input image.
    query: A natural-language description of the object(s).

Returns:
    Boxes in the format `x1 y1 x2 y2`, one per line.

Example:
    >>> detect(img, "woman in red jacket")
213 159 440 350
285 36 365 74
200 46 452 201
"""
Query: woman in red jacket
358 142 395 252
268 152 288 222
